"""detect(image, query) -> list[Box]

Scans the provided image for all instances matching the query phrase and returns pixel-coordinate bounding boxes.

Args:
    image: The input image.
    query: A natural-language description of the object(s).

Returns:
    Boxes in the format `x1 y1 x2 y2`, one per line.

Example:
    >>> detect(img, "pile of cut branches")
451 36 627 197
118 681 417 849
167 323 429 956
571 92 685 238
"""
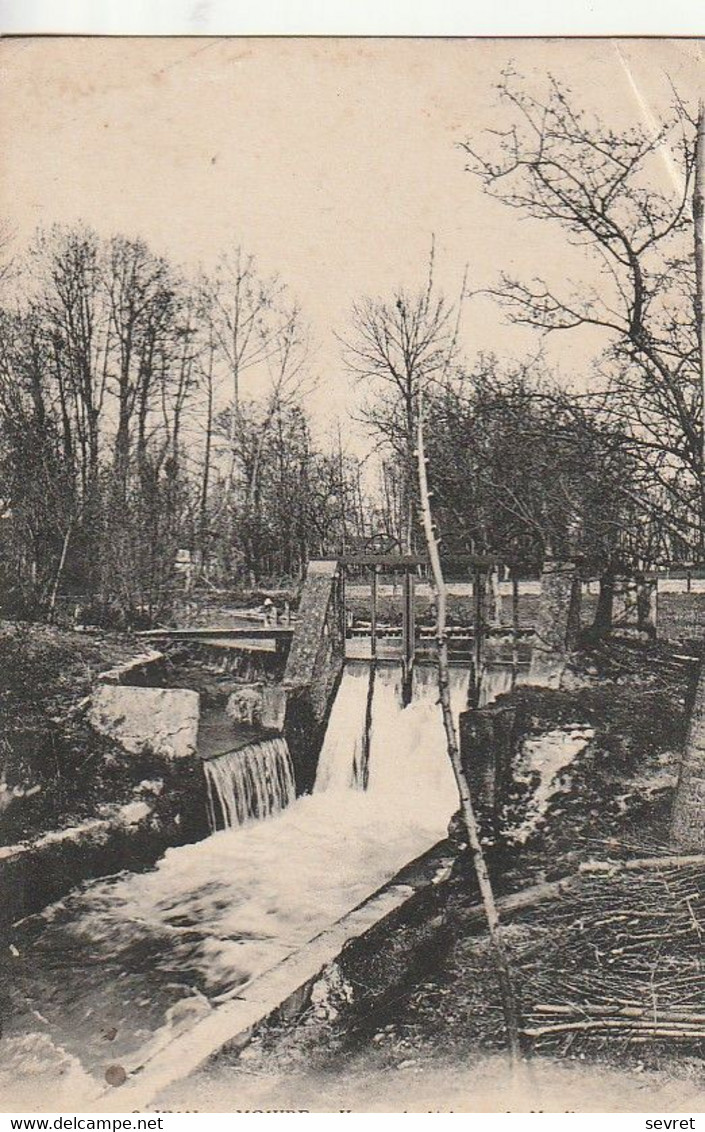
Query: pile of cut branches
514 863 705 1057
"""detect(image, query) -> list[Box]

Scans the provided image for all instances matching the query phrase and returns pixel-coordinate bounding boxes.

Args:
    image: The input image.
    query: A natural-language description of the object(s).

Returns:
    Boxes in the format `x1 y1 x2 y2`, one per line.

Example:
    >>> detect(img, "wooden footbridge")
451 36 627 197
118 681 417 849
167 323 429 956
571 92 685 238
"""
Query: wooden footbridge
138 623 295 653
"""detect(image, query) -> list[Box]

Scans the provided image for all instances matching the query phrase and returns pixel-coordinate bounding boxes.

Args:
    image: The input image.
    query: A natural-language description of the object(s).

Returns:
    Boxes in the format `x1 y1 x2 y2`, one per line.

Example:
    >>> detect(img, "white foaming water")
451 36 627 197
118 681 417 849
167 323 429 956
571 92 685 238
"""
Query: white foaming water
478 662 532 706
479 664 515 705
204 736 296 831
348 663 469 834
2 661 472 1107
314 663 371 792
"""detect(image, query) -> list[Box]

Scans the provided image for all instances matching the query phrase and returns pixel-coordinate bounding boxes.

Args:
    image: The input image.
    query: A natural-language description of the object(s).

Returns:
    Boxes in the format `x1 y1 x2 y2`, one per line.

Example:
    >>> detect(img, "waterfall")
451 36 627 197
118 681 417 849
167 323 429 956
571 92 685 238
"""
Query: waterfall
364 664 469 829
3 657 521 1106
314 662 373 793
478 660 531 704
479 663 515 705
315 662 470 833
204 736 296 831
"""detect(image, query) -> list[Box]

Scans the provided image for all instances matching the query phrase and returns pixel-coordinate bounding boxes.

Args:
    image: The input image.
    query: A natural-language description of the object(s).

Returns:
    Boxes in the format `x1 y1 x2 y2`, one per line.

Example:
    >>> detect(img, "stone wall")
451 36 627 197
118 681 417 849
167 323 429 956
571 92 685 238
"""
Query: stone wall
1 803 158 930
657 593 705 642
529 559 581 687
459 701 518 834
97 650 167 686
0 767 211 932
279 560 346 792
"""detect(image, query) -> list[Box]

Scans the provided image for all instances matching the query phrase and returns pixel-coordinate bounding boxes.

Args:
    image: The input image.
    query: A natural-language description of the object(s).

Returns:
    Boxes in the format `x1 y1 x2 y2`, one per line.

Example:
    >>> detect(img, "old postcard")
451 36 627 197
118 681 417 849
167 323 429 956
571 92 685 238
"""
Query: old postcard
0 35 705 1115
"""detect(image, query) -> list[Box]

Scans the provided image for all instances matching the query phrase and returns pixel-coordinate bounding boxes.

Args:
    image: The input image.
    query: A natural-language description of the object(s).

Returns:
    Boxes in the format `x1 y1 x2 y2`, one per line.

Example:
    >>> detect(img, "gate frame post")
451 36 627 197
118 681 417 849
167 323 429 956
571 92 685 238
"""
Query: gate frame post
401 566 416 703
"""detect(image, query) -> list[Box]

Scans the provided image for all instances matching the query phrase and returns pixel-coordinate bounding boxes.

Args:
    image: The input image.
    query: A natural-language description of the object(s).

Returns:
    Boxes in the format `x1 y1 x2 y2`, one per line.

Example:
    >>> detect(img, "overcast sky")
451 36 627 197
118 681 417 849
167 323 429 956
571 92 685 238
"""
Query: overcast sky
0 36 702 447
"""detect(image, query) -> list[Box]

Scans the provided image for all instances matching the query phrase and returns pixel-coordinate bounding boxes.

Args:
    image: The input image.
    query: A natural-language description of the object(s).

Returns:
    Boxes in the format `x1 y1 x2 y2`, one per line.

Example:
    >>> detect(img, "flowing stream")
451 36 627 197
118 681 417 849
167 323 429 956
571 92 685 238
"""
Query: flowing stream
204 736 296 831
0 661 515 1108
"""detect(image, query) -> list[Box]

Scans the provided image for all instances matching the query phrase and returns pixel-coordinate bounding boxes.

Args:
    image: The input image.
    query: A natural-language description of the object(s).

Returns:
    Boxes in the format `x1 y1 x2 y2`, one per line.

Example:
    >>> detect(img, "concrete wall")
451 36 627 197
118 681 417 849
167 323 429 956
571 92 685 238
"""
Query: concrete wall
657 593 705 641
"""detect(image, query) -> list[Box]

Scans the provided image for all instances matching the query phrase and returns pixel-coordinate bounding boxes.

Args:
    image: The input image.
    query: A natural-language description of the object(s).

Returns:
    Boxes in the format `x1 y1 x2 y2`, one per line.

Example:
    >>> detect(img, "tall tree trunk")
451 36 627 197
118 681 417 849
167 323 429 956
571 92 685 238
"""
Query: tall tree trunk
671 101 705 847
224 358 240 508
416 393 523 1062
592 567 616 638
199 341 215 574
695 100 705 557
404 388 415 553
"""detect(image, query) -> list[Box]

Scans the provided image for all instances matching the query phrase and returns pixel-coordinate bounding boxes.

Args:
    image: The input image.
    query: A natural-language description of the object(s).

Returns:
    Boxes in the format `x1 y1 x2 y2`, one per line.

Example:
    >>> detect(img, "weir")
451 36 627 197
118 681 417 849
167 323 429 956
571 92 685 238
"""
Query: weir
204 737 296 831
1 657 484 1108
1 548 545 1108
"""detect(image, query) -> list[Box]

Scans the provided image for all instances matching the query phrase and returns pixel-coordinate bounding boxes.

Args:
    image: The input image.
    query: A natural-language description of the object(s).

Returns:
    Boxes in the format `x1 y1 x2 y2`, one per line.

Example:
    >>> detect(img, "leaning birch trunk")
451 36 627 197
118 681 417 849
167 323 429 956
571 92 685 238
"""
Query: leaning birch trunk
47 520 73 621
416 394 523 1061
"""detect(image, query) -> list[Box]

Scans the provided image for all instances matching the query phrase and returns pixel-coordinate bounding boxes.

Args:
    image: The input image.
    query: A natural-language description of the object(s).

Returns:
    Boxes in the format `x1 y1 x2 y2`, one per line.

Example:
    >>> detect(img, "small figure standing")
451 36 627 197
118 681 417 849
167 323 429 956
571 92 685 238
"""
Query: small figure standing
261 597 277 626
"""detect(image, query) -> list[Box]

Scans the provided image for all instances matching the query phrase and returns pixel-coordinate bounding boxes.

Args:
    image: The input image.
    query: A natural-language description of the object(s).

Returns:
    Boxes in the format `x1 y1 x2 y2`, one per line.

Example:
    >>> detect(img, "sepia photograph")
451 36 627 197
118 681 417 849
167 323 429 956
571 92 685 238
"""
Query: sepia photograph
2 32 705 1114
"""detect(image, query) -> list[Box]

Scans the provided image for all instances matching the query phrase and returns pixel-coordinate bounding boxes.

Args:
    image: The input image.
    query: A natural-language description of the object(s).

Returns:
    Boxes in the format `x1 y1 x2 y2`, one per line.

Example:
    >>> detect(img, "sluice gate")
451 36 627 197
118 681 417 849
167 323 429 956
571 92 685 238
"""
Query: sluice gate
338 551 512 705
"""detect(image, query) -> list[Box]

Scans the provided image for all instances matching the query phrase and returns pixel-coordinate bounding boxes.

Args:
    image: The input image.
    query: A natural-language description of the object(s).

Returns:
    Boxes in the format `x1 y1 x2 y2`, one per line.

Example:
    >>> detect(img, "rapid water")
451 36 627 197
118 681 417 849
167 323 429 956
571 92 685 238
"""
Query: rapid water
1 661 483 1109
204 736 296 831
314 662 372 793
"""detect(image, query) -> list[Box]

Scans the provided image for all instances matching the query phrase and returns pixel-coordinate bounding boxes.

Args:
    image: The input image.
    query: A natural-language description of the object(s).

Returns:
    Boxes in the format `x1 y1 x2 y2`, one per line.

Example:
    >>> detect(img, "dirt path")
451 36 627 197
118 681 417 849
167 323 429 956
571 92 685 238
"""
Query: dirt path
155 1047 705 1113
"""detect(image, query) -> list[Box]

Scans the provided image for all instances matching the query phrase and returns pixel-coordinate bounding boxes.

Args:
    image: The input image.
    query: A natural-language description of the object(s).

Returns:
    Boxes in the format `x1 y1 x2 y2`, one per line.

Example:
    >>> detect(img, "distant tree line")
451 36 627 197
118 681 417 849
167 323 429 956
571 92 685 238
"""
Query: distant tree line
343 278 667 593
2 73 702 628
0 226 370 623
343 74 704 623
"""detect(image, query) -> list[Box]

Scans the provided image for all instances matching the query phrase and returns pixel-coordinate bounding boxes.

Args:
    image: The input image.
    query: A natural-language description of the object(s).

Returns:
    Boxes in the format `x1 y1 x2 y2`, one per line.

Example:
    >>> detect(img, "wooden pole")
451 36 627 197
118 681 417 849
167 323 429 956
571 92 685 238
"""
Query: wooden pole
695 100 705 558
401 566 415 704
416 392 523 1063
47 519 73 621
360 661 375 790
370 565 378 660
511 568 520 688
473 568 486 707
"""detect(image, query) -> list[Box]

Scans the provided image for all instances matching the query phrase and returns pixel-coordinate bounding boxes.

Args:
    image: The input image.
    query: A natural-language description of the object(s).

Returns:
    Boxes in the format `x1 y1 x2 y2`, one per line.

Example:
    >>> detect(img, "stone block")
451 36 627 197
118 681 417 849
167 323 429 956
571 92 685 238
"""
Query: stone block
279 559 346 790
97 650 166 686
529 559 581 687
89 685 200 759
261 684 288 731
225 684 264 727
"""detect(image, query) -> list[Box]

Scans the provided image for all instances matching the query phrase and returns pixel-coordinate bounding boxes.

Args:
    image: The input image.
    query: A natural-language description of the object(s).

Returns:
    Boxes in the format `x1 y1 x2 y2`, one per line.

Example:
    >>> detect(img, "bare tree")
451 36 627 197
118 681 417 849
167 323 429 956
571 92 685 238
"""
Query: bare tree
0 308 76 612
105 235 178 495
463 72 700 547
205 247 288 503
0 223 342 613
342 250 463 551
35 226 111 511
246 301 311 512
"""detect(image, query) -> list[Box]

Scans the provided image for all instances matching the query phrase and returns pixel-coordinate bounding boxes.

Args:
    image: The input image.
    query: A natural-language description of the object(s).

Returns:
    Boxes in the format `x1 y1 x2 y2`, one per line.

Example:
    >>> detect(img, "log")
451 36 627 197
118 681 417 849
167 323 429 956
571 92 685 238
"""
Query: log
523 1020 705 1040
532 1004 705 1025
461 874 584 929
580 854 705 874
